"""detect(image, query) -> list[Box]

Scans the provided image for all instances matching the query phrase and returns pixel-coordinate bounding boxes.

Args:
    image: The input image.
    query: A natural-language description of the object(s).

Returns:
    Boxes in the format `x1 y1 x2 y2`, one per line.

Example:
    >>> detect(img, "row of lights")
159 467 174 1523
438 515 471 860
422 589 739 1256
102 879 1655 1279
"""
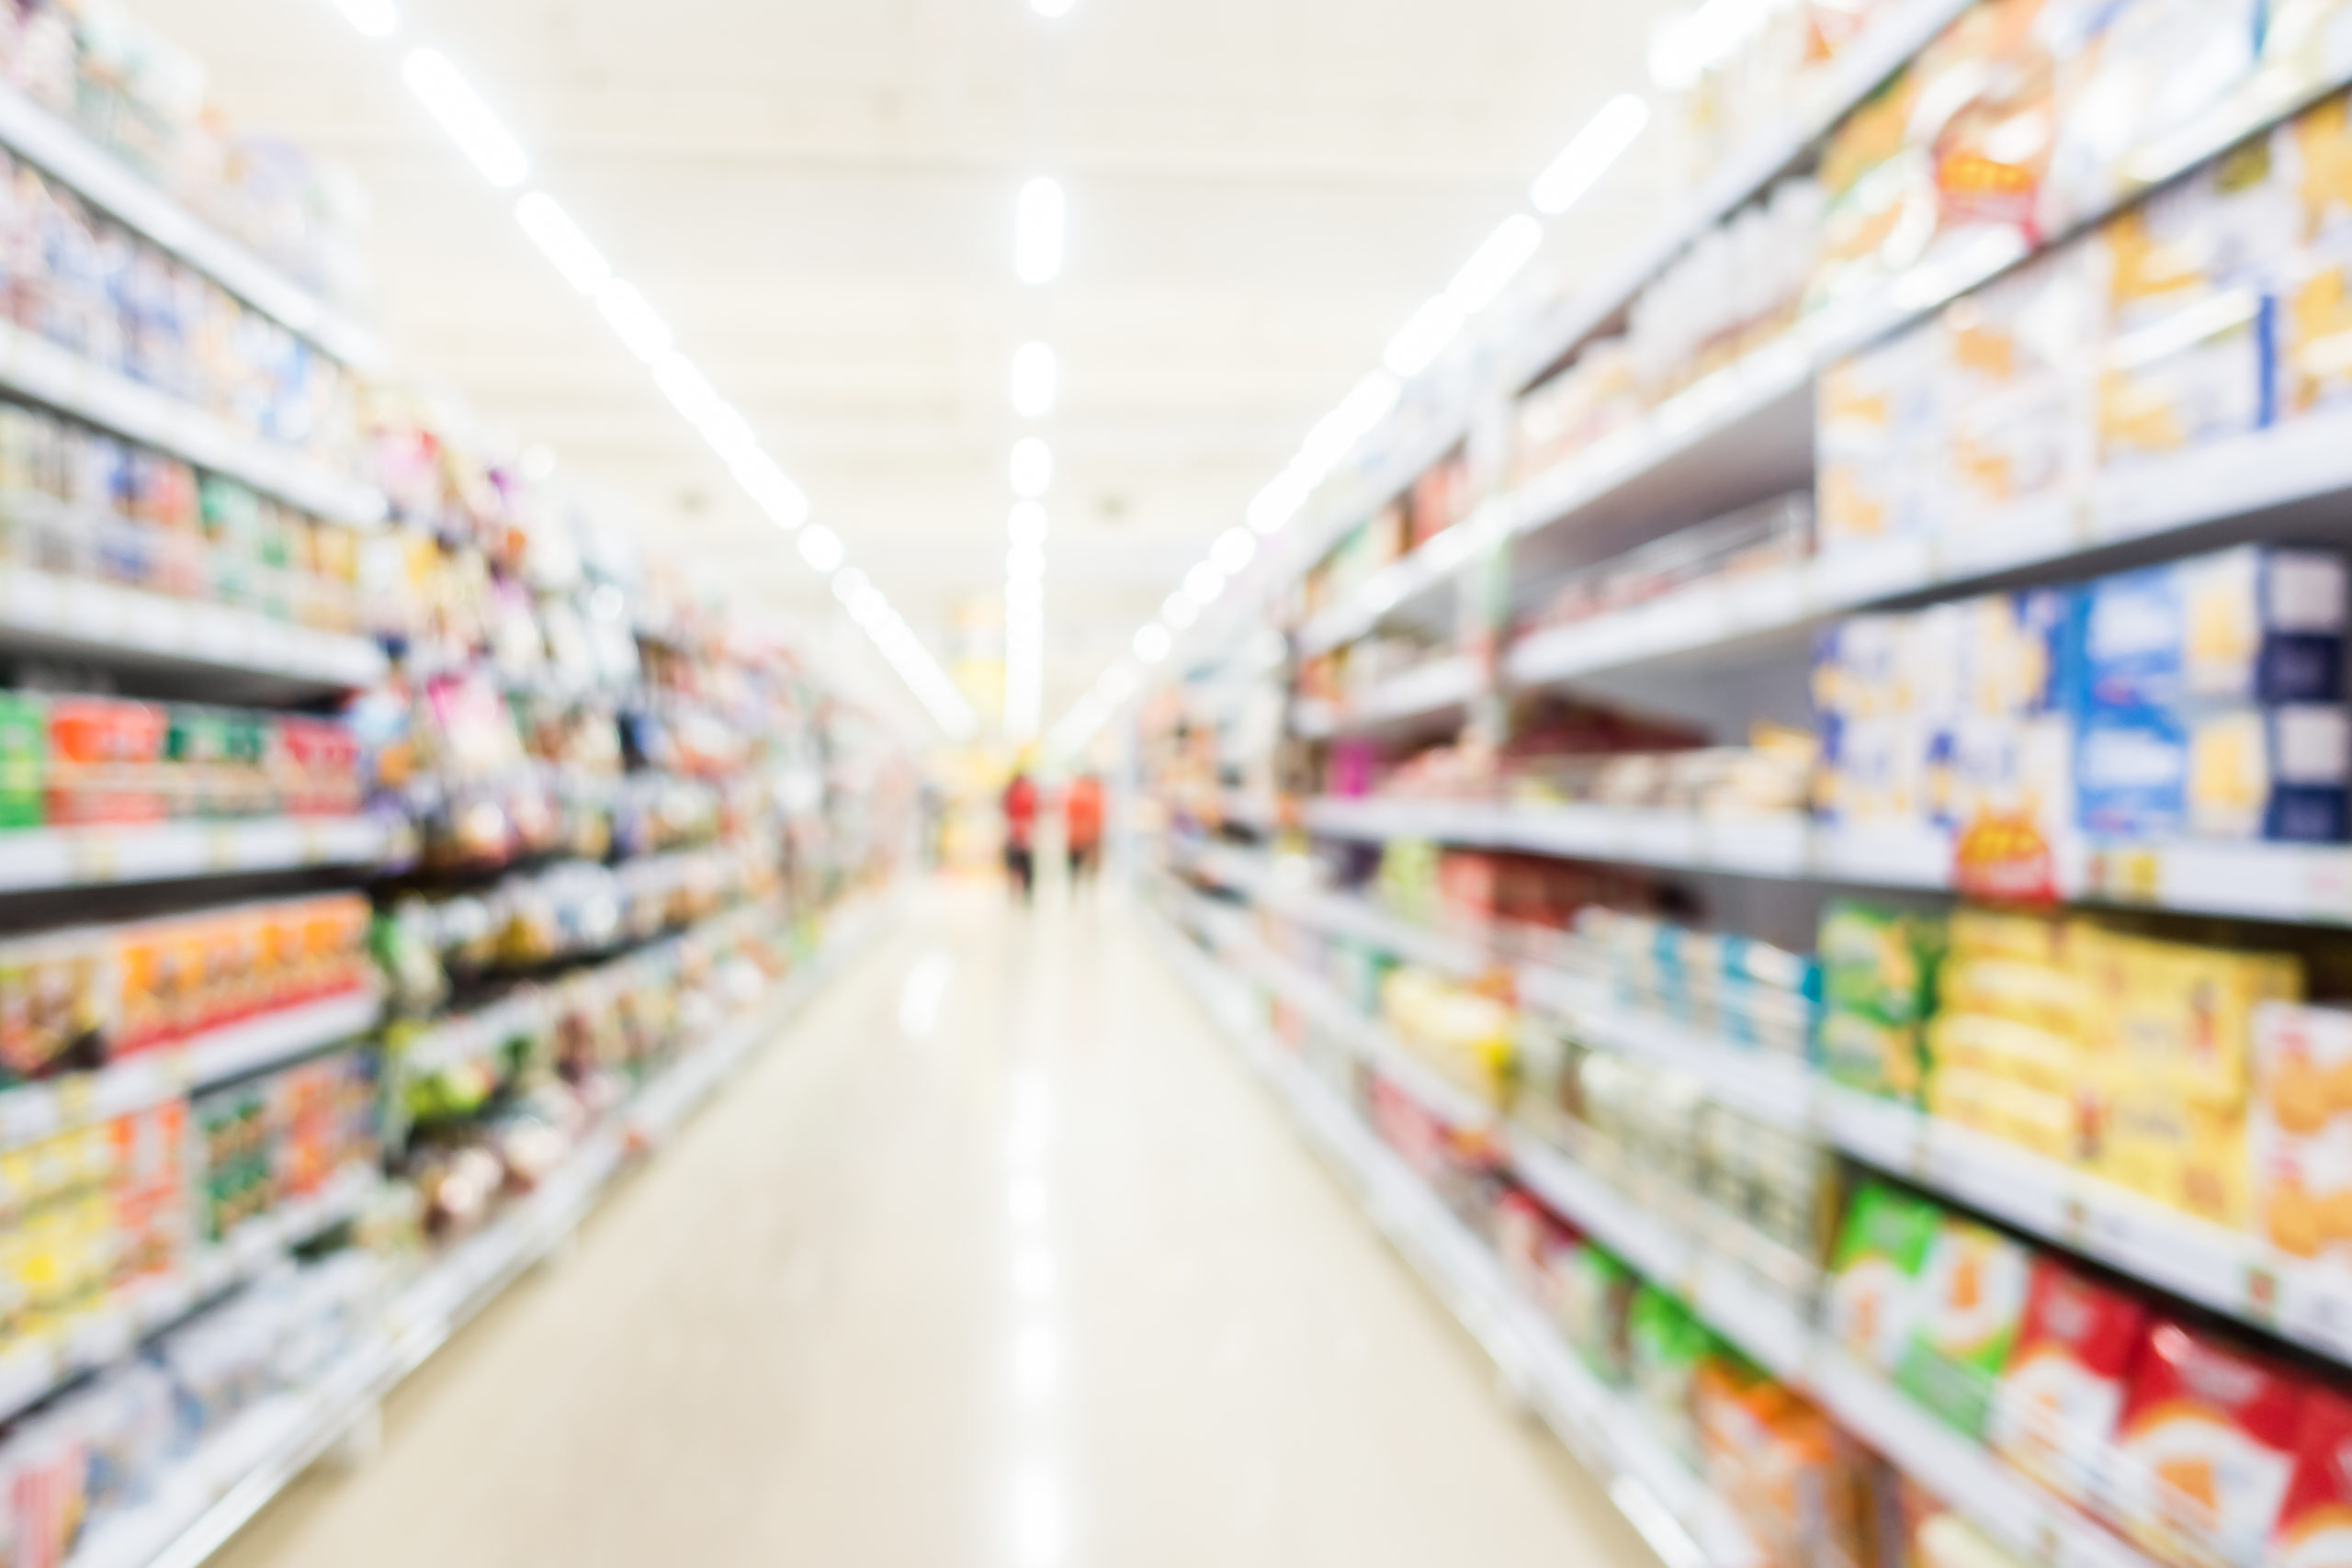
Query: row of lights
324 0 978 738
1002 172 1067 744
1042 89 1655 762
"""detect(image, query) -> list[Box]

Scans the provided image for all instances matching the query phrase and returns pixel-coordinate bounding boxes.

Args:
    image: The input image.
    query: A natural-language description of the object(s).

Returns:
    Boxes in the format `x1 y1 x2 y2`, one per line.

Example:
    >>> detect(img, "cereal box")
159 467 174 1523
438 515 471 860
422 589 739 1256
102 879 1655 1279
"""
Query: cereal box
2112 1319 2305 1568
1895 1214 2033 1437
1987 1255 2151 1506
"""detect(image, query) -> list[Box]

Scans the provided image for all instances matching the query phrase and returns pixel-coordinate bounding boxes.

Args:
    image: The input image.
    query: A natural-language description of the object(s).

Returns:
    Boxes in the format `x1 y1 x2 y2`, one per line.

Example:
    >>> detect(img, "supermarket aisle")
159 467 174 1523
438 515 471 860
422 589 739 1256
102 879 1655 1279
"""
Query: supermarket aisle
214 879 1651 1568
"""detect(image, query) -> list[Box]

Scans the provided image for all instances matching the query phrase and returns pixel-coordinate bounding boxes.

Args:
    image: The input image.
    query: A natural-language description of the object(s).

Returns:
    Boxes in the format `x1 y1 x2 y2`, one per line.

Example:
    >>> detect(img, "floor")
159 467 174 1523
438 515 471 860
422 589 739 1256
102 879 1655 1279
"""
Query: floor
215 878 1656 1568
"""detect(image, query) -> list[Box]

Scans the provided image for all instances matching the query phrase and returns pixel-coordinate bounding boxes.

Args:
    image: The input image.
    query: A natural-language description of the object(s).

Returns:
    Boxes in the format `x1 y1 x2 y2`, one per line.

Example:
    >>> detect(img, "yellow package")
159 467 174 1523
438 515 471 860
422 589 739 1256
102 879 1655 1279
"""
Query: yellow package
2075 926 2301 1108
1929 1011 2083 1097
1928 1063 2079 1160
2089 1067 2252 1227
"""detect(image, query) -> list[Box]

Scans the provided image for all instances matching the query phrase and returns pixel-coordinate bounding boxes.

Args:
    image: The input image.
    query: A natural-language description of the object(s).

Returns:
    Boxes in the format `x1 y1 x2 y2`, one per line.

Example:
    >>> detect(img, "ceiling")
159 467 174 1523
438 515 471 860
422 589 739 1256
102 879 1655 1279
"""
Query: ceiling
145 0 1674 733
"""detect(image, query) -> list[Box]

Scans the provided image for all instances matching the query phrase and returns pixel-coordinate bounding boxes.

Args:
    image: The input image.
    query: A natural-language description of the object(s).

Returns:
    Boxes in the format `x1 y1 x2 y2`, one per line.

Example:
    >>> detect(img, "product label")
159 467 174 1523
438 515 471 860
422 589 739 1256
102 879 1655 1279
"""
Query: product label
1954 811 2058 903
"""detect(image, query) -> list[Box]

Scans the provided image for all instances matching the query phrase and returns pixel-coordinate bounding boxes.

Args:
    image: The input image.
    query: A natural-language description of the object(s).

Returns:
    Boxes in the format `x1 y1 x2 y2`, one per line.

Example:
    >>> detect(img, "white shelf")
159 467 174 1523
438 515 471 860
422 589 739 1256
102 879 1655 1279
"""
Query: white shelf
0 82 380 370
0 564 386 689
0 815 390 897
0 319 385 527
1288 657 1483 738
82 891 899 1568
1149 910 1759 1568
0 1162 377 1430
0 989 382 1156
1300 796 2352 927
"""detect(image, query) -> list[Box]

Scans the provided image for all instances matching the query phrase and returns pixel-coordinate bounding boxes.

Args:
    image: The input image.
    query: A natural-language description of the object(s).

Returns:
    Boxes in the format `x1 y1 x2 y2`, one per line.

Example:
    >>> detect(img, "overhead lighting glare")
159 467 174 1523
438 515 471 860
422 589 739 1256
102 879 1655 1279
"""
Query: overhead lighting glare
1248 472 1310 536
1448 214 1546 314
1162 592 1200 630
1008 544 1046 581
1011 342 1058 419
1133 625 1171 664
1011 437 1054 499
798 525 846 573
1008 502 1050 547
401 49 529 188
1210 527 1257 576
595 279 673 364
1384 295 1466 379
831 568 871 604
1651 0 1776 88
514 193 609 295
1297 372 1402 479
330 0 397 38
1184 562 1226 604
1531 94 1650 216
1016 177 1066 286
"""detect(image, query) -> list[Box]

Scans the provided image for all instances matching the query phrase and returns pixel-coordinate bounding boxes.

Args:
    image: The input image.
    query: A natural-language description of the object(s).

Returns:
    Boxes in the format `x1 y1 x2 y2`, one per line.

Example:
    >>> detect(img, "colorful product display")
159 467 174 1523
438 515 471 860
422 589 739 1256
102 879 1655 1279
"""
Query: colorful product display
0 692 360 829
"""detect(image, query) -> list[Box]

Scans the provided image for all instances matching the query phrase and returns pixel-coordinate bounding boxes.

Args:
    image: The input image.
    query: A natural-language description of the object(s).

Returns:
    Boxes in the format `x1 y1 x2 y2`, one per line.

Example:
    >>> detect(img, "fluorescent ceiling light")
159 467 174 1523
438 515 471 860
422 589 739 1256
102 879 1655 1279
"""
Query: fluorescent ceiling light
1134 625 1171 664
1531 94 1649 216
1007 543 1046 581
514 193 609 295
1006 577 1044 613
651 355 754 460
1651 0 1774 89
1184 562 1226 604
831 568 870 604
1384 295 1466 379
730 450 809 530
330 0 397 38
1008 502 1050 547
1162 592 1200 629
1016 177 1065 286
798 525 845 573
595 279 673 363
1248 472 1309 536
1011 342 1057 419
401 49 528 188
1010 437 1054 499
1297 372 1402 479
1448 215 1545 314
1210 527 1257 576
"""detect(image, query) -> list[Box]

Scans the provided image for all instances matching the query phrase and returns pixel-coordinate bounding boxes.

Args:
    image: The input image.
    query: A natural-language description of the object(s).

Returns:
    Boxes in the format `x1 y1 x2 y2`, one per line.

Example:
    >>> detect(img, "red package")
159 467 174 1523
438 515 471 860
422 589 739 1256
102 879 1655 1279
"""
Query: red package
2114 1318 2307 1568
46 696 164 825
2275 1390 2352 1568
1989 1256 2150 1506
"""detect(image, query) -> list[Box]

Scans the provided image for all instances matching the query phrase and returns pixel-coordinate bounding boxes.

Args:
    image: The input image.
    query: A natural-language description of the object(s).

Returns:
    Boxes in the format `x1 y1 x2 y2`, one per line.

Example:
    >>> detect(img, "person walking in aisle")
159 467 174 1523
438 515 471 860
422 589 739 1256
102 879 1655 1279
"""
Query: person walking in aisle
1003 769 1039 902
1065 772 1104 887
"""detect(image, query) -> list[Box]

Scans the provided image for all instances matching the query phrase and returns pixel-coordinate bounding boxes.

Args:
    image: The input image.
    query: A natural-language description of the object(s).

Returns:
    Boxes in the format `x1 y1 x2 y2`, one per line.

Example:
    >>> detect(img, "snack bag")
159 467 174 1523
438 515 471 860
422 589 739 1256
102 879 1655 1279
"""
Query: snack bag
2112 1318 2304 1568
1818 903 1947 1102
1987 1255 2152 1505
1896 1214 2032 1435
1827 1181 1943 1371
1699 1357 1875 1568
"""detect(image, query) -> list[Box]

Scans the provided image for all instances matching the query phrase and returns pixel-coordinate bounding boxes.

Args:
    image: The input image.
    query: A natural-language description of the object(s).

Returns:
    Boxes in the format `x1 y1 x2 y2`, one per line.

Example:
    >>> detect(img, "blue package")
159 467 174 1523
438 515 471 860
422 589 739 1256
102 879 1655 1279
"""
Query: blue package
2076 703 2352 842
2071 546 2346 711
2075 706 2188 840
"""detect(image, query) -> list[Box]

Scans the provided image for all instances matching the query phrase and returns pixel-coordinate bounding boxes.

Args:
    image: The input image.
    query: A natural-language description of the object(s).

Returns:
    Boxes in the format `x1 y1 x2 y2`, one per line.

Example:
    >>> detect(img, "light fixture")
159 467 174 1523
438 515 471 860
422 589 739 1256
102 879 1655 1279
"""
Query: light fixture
1008 502 1050 547
1012 342 1057 419
1384 296 1466 379
329 0 397 38
1183 562 1225 604
1162 592 1200 629
1650 0 1776 89
514 194 609 295
798 525 846 573
1010 437 1054 499
401 49 528 187
1210 527 1257 576
1006 578 1045 614
831 568 871 604
1007 544 1046 581
1016 177 1066 286
1447 214 1546 314
595 279 673 363
1247 472 1309 536
1133 625 1171 664
1531 94 1650 216
1296 372 1403 479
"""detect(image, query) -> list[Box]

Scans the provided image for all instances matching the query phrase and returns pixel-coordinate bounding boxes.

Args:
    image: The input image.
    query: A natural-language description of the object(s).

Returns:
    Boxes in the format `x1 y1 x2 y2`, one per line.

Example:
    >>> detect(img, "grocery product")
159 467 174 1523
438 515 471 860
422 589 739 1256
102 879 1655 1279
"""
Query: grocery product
2254 1002 2352 1265
2111 1317 2307 1568
2071 548 2346 712
1818 903 1946 1102
2272 1388 2352 1568
1895 1213 2033 1437
1557 1242 1638 1385
1696 1356 1875 1568
1630 1283 1719 1465
1987 1255 2153 1507
1827 1180 1944 1372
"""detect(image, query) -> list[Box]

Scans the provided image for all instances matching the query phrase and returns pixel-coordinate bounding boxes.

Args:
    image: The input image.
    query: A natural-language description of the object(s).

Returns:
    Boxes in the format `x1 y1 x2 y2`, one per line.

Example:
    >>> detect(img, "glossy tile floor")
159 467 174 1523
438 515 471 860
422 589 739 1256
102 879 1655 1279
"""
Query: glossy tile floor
215 879 1657 1568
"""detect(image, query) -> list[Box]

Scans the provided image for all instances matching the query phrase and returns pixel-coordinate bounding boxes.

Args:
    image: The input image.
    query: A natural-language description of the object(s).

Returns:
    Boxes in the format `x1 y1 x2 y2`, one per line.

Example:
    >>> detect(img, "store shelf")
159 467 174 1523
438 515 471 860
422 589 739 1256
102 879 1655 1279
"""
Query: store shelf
0 563 389 690
88 890 898 1568
1301 796 2352 926
0 814 390 897
1148 908 1758 1568
1289 657 1484 738
0 84 380 372
0 319 385 527
0 1161 377 1430
0 989 383 1157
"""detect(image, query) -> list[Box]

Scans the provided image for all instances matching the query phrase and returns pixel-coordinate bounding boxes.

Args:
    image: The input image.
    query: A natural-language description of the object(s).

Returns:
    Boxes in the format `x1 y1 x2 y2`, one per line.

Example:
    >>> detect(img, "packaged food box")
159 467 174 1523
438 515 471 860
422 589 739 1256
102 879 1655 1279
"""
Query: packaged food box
2071 547 2346 712
1895 1213 2032 1436
1557 1243 1637 1385
1828 1180 1943 1371
1938 250 2098 523
1818 903 1946 1101
0 692 44 829
2113 1318 2306 1568
2271 1386 2352 1568
2077 925 2301 1108
1698 1357 1874 1568
2254 1002 2352 1264
1987 1255 2151 1506
1630 1284 1717 1466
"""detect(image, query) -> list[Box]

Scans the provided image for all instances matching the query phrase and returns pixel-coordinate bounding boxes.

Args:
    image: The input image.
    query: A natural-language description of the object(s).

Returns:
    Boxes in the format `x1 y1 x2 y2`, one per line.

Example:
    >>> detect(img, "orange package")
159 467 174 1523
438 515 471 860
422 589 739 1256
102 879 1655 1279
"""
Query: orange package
1696 1359 1872 1568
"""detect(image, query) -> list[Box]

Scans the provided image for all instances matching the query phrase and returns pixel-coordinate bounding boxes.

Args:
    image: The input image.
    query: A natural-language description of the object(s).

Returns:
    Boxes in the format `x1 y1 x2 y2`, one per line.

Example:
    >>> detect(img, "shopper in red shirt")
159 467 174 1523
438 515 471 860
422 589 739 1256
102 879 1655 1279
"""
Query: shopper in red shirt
1065 773 1104 886
1003 772 1039 902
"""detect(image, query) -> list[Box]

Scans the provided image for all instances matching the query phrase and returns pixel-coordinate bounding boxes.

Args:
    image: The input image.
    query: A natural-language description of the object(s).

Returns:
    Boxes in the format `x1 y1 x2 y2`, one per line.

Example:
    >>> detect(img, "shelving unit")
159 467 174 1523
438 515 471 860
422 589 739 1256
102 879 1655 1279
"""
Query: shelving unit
0 84 380 371
0 563 388 692
0 816 391 897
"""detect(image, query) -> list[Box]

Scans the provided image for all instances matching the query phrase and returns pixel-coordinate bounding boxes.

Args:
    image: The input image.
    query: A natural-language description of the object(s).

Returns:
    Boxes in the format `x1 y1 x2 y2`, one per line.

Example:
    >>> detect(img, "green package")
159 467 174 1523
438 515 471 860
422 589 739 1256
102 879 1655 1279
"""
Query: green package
1555 1243 1635 1385
0 693 45 829
1627 1284 1717 1466
1826 1179 1943 1373
1816 901 1946 1102
1894 1215 2030 1438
